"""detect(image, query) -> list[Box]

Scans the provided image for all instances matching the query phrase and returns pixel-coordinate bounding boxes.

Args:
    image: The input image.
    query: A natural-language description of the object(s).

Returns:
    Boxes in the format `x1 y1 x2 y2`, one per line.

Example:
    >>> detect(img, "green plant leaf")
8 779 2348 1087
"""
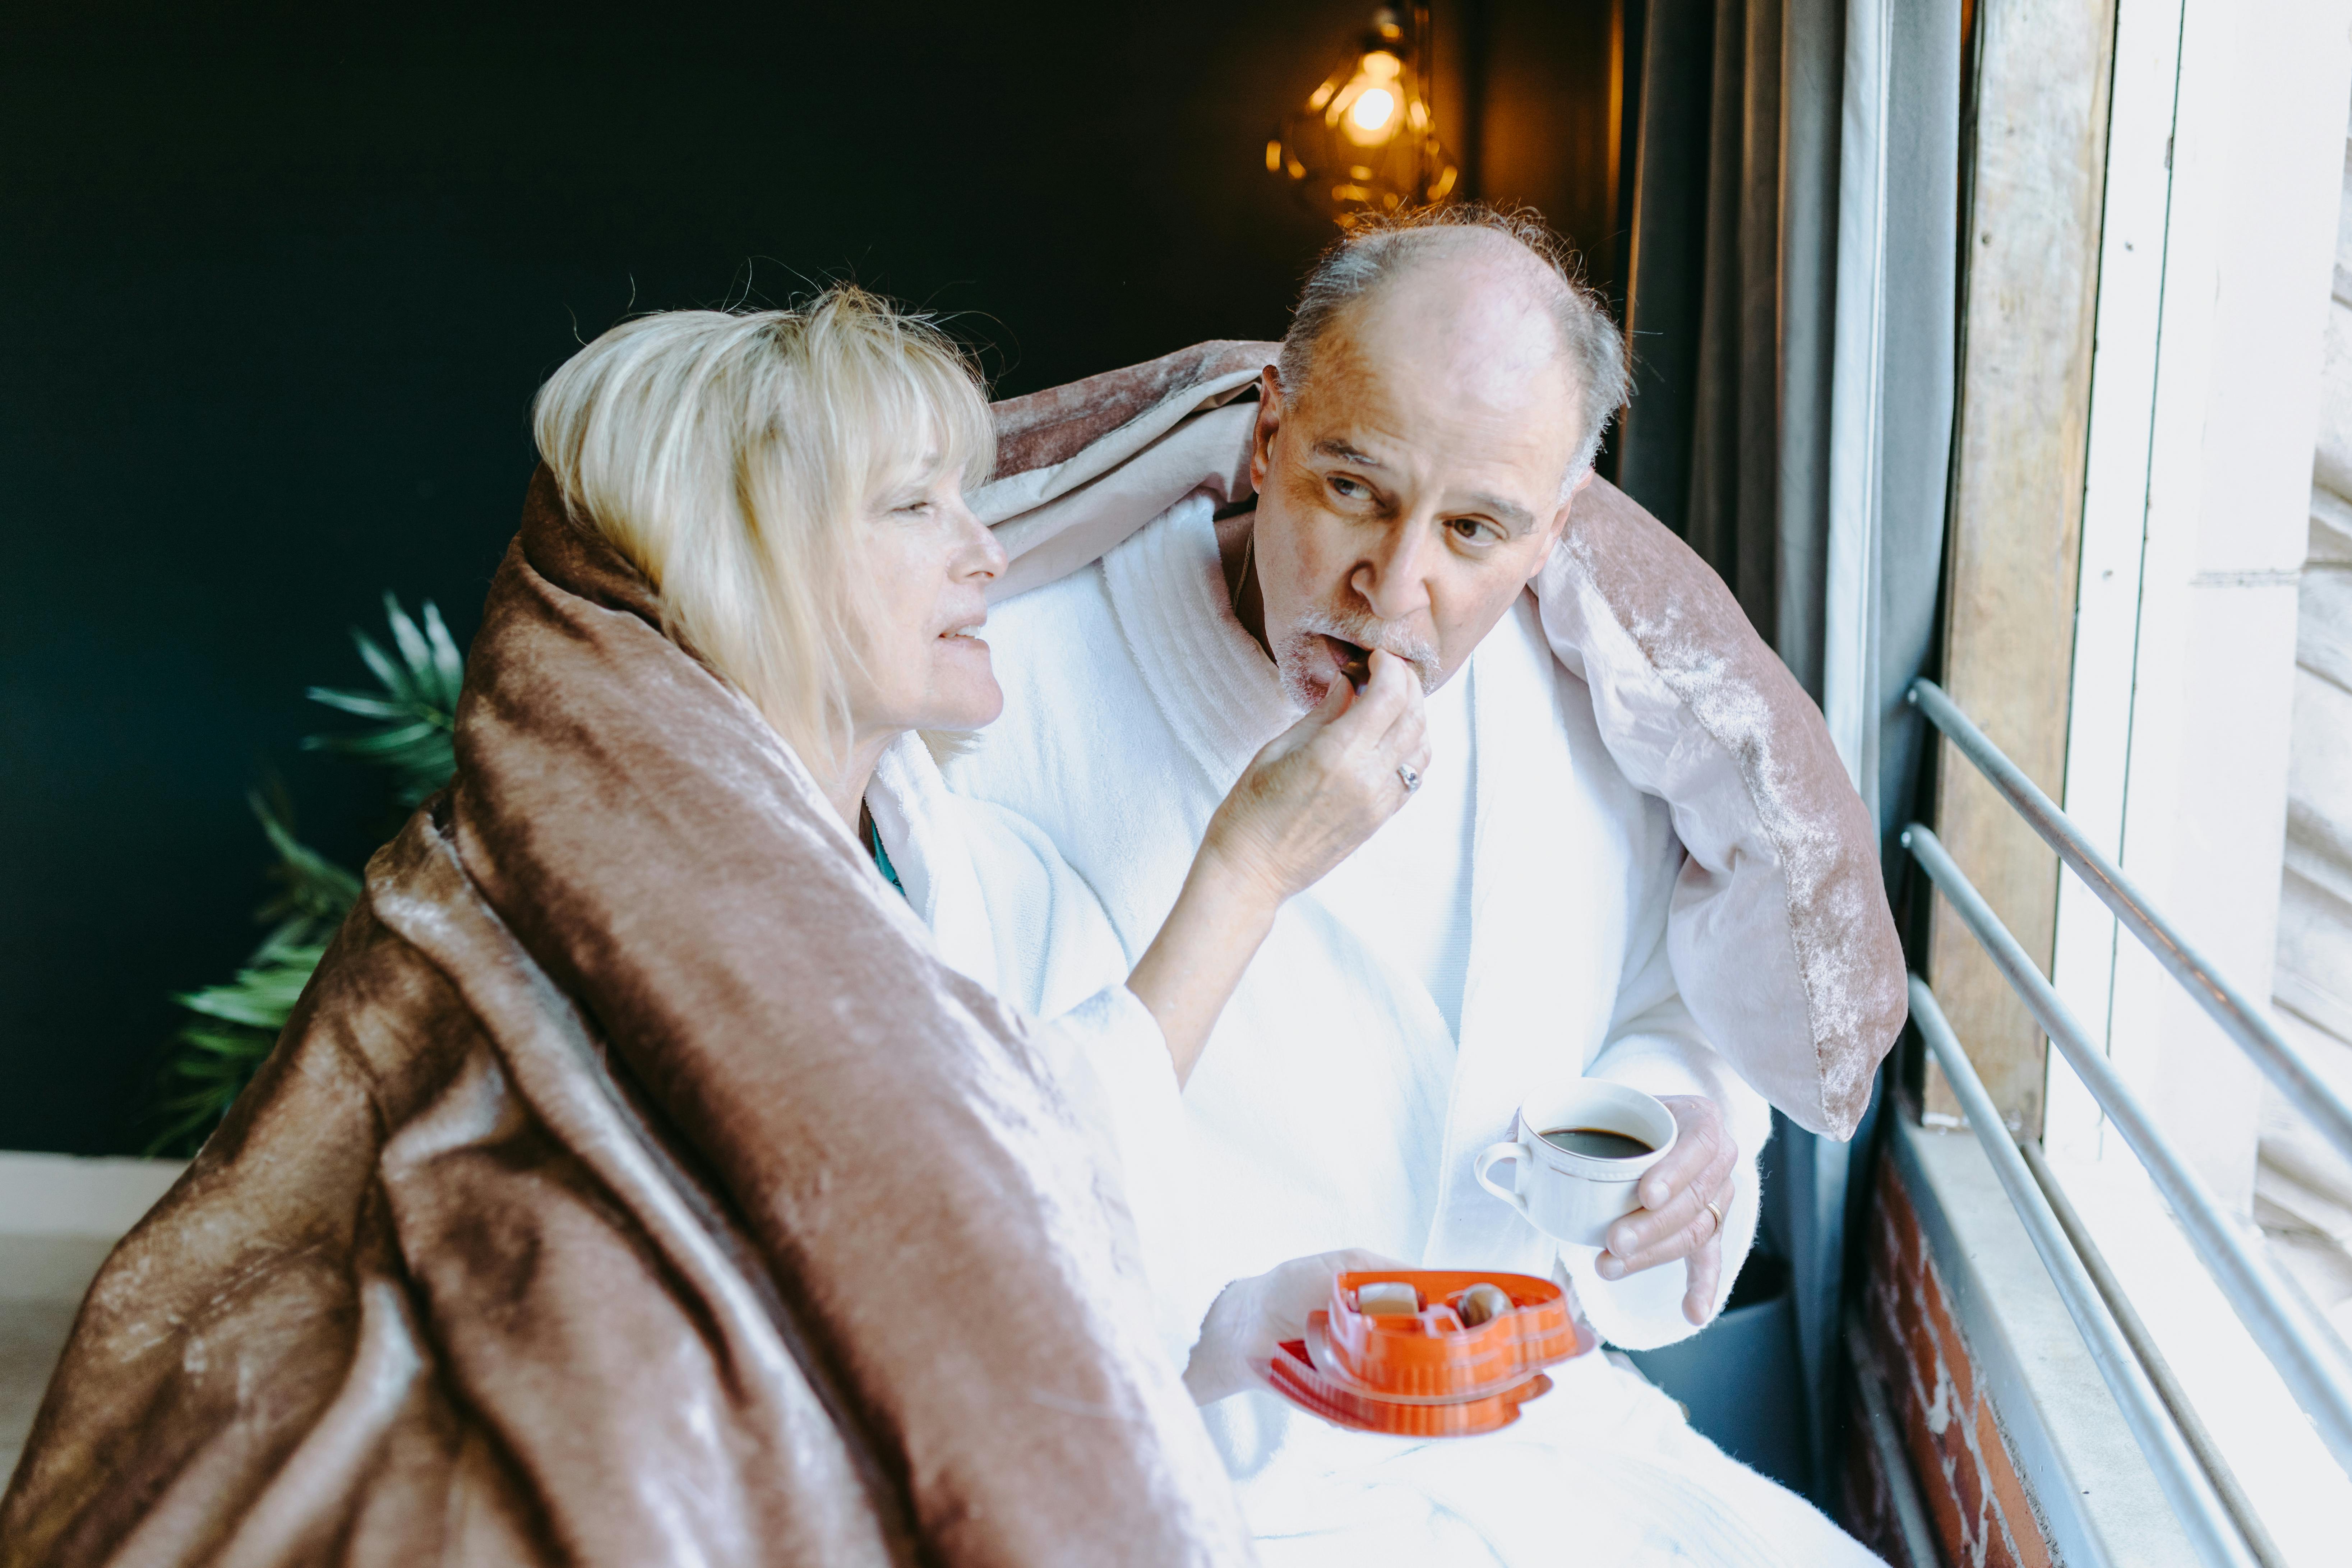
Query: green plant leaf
250 793 360 929
153 591 468 1156
422 600 464 698
301 594 465 809
303 689 413 720
351 628 408 700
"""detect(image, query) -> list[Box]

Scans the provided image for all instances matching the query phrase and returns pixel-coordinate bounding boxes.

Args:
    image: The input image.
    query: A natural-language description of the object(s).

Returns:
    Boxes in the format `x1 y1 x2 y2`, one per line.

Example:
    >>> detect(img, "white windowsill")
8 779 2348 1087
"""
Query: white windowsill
2037 1146 2352 1565
1891 1117 2200 1568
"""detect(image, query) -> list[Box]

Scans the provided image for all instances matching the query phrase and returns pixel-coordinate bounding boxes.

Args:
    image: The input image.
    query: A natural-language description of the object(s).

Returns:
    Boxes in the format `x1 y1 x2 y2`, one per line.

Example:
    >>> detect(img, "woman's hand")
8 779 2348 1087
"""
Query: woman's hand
1591 1094 1740 1324
1127 650 1429 1082
1196 648 1432 905
1182 1248 1412 1406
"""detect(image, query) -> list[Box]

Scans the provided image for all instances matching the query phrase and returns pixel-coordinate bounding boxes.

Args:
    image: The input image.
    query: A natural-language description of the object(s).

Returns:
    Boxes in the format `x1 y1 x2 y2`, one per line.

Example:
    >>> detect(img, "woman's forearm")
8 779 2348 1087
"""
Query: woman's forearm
1126 650 1431 1084
1126 848 1282 1085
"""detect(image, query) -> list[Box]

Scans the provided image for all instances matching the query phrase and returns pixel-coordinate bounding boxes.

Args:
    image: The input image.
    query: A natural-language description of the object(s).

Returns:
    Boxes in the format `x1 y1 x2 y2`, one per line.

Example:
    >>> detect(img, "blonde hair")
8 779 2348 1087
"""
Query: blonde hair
531 285 994 771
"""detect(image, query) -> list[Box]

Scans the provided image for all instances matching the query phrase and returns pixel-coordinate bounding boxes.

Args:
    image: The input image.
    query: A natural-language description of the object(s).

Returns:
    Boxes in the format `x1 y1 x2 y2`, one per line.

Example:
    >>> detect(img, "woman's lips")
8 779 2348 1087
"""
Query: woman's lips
937 626 990 658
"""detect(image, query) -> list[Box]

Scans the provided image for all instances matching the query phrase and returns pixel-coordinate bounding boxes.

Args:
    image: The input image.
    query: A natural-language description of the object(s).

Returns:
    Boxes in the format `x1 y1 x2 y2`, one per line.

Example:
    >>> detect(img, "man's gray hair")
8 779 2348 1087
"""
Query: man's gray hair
1275 204 1631 491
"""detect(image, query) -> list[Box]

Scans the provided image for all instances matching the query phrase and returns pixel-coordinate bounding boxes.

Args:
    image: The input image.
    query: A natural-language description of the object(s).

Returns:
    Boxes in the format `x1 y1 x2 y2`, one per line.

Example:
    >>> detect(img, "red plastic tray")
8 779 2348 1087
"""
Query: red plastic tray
1313 1270 1582 1399
1270 1339 1555 1437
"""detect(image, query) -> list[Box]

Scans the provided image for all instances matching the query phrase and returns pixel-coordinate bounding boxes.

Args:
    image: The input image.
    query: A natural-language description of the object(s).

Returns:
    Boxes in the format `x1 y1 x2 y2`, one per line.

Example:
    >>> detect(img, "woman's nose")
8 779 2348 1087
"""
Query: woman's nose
954 496 1009 581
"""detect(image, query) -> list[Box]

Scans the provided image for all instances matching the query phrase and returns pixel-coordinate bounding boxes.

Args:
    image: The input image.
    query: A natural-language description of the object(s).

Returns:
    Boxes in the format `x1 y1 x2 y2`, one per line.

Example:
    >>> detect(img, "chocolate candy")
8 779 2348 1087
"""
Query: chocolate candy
1455 1282 1512 1328
1356 1281 1420 1316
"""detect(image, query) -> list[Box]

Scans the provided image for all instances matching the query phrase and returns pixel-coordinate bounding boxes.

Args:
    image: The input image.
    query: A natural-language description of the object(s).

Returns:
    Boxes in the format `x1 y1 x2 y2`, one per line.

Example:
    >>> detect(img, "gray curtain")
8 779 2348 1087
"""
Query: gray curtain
1612 0 1958 1509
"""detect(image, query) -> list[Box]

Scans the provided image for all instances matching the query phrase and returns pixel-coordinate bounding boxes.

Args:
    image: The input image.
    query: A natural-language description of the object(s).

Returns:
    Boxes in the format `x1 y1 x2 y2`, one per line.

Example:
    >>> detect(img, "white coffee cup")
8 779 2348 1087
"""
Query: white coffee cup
1473 1081 1680 1248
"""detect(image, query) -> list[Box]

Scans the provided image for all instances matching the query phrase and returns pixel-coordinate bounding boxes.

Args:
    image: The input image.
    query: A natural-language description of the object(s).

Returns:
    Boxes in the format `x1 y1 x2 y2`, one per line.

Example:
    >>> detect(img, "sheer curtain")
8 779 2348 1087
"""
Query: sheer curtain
1612 0 1958 1504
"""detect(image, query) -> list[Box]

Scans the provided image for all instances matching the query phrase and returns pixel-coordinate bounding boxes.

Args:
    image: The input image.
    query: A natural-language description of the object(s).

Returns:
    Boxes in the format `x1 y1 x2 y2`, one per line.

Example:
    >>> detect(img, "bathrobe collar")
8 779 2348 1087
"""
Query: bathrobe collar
1101 499 1592 1264
1100 495 1296 790
868 733 1000 989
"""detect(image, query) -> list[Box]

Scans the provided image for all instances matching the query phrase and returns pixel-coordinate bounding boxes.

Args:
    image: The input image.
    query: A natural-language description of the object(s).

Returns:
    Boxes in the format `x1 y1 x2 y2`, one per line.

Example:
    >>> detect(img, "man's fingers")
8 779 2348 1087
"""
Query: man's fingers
1605 1197 1724 1276
1635 1113 1722 1210
1616 1147 1737 1254
1682 1234 1724 1325
1608 1184 1692 1259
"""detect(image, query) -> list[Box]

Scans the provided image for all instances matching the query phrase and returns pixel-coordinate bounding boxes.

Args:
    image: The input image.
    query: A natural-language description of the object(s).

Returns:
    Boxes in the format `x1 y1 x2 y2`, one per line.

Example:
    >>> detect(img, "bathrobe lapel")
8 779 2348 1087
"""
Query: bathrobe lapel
1100 501 1640 1281
867 736 1000 988
1425 593 1632 1269
1103 502 1454 1275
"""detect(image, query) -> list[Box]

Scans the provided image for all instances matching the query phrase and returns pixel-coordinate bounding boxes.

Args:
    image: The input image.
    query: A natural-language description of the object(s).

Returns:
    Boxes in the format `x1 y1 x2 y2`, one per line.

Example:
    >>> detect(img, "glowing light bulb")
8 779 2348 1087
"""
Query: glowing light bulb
1349 87 1396 134
1267 14 1456 222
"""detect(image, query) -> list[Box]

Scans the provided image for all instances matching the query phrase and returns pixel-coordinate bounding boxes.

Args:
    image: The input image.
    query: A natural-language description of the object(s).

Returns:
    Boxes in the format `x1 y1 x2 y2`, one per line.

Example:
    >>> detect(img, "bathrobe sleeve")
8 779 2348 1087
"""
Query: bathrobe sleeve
946 797 1210 1372
1569 922 1772 1352
1028 987 1209 1372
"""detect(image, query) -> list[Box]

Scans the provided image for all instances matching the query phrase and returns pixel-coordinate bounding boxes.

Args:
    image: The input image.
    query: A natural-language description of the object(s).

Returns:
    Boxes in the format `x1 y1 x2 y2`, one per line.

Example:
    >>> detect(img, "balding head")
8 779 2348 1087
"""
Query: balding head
1275 206 1628 489
1235 208 1626 713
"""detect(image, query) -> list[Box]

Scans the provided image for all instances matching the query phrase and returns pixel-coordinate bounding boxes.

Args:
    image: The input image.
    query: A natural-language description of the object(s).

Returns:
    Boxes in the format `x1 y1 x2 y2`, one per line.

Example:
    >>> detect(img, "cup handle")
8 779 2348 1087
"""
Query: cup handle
1474 1141 1531 1217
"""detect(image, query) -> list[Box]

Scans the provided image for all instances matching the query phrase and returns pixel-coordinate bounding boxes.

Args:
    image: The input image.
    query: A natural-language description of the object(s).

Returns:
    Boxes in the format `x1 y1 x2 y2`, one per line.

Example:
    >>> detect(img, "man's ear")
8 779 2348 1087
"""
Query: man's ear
1527 467 1588 582
1249 364 1284 495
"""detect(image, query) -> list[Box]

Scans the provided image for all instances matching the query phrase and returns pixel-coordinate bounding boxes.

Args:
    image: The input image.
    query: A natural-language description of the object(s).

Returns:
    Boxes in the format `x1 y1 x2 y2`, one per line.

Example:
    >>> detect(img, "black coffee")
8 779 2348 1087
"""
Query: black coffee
1538 1126 1654 1160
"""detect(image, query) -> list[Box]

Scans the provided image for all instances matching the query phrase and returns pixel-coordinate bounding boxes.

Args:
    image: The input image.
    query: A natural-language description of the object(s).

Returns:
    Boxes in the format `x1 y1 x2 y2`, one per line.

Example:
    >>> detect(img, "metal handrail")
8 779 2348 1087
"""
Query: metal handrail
1908 676 2352 1172
2018 1140 2288 1567
1908 979 2255 1567
1903 823 2352 1478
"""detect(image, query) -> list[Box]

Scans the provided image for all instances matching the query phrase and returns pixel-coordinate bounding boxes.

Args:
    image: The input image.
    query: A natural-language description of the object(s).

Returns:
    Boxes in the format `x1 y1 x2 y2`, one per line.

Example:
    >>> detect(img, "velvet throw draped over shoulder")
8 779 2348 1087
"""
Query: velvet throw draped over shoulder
0 475 1252 1568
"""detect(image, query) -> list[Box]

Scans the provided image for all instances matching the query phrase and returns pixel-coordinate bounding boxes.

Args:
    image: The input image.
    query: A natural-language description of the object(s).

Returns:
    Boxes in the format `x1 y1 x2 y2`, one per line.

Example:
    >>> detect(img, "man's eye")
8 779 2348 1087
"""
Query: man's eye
1329 475 1367 501
1448 517 1500 545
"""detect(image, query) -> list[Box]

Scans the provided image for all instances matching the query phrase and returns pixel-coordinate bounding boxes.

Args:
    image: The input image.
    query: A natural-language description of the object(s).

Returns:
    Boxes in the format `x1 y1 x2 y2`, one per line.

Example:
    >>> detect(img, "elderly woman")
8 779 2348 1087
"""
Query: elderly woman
531 286 1426 1099
528 288 1431 1359
0 290 1406 1568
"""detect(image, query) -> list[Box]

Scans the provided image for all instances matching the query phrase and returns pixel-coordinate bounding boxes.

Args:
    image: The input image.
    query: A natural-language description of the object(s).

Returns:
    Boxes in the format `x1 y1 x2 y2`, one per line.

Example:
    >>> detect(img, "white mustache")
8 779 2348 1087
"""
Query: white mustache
1288 607 1442 691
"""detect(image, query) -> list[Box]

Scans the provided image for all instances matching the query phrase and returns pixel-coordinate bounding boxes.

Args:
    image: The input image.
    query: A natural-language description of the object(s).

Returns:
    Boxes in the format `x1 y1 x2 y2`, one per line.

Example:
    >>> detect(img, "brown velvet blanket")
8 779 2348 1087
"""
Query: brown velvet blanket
0 474 1251 1567
7 340 1901 1568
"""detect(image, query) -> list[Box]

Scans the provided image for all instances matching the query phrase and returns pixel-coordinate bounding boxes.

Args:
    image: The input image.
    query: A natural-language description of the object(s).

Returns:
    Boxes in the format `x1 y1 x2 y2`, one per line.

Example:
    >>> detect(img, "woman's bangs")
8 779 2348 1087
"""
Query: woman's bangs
857 341 995 501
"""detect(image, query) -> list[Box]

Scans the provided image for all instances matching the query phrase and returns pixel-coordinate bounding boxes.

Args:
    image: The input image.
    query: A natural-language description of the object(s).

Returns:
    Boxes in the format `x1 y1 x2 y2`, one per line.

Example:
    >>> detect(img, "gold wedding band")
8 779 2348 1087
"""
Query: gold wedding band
1704 1199 1724 1235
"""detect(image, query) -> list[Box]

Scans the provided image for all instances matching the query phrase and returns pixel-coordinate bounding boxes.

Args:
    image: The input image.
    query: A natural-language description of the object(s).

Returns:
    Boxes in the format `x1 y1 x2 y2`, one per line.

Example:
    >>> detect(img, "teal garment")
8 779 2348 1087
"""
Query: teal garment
866 812 906 900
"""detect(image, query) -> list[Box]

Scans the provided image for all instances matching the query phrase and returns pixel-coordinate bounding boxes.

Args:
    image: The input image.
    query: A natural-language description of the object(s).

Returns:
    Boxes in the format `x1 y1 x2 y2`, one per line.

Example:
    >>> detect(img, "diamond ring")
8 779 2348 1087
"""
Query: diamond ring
1397 763 1422 794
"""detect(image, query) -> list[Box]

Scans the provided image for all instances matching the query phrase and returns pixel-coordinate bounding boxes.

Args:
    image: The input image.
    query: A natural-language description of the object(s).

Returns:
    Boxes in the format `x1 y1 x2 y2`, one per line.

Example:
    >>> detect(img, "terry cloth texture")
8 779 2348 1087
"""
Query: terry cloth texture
0 470 1253 1568
972 343 1905 1138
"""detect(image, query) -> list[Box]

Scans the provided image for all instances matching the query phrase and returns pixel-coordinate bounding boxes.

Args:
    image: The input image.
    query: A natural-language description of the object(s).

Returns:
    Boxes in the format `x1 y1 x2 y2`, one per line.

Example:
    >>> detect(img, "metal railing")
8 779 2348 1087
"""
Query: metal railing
1899 677 2352 1568
1908 678 2352 1171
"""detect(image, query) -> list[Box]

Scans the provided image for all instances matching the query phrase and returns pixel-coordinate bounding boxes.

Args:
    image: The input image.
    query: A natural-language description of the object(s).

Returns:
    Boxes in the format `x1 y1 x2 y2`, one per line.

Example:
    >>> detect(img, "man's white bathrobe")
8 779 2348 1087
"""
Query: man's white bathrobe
868 494 1880 1565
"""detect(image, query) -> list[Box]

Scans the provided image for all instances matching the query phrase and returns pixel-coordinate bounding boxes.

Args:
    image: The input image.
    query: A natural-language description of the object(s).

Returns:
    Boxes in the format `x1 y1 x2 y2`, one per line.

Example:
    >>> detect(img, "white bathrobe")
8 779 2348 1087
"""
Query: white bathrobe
867 494 1881 1566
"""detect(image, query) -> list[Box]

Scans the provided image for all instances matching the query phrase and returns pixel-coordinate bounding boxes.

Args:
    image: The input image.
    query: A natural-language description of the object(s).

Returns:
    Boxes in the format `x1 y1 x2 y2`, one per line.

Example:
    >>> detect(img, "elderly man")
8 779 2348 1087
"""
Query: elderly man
948 208 1894 1563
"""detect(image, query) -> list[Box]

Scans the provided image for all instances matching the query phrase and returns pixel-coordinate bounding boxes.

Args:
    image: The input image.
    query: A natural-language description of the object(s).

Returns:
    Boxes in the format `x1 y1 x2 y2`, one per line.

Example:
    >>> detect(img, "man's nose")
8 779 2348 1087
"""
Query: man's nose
952 496 1008 582
1351 521 1434 622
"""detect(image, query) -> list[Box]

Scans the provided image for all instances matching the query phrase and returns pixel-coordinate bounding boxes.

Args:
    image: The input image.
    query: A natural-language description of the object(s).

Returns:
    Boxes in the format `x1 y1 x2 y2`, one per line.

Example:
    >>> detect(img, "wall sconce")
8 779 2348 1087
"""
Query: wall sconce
1267 4 1459 227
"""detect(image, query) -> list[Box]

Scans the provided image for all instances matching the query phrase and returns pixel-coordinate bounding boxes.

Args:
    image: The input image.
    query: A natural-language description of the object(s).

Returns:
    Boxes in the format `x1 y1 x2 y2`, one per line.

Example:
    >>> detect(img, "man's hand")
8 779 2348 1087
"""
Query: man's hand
1591 1094 1738 1325
1181 1248 1410 1406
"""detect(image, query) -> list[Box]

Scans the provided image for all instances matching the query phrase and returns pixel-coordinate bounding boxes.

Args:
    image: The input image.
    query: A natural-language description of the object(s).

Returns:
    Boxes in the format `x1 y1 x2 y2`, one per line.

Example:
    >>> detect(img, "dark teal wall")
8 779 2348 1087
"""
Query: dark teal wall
0 0 1622 1154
